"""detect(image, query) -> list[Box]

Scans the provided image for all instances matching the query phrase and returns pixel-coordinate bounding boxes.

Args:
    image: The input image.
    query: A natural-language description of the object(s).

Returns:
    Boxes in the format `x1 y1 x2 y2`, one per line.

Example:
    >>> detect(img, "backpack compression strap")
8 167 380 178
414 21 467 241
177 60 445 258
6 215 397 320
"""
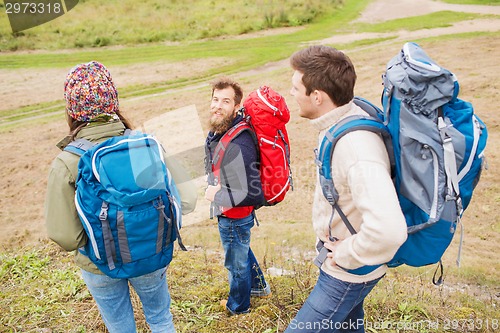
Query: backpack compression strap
158 195 187 251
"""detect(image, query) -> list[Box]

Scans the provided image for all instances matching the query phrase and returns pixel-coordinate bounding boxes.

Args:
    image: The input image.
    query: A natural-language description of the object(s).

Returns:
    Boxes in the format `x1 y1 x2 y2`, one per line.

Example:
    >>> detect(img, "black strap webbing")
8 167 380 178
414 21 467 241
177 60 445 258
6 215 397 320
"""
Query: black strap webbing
333 203 357 235
432 260 445 286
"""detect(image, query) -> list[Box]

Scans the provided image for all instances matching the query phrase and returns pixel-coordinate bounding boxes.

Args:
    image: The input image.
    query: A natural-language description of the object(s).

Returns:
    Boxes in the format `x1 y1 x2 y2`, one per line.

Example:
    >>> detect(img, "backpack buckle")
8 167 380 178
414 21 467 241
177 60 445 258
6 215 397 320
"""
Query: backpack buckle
314 149 322 167
456 197 463 217
154 197 165 210
319 175 339 206
99 202 109 221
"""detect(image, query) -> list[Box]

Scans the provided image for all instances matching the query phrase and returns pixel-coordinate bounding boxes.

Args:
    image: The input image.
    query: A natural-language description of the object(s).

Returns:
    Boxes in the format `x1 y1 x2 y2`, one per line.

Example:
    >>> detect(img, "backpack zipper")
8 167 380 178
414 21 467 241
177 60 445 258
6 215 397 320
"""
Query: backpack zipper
91 136 164 182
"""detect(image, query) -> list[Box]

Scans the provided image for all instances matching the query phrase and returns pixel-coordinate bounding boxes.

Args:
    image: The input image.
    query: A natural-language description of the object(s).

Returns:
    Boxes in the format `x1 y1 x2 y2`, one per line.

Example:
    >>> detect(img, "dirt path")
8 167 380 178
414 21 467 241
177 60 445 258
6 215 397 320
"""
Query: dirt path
357 0 500 22
0 0 499 247
316 18 499 45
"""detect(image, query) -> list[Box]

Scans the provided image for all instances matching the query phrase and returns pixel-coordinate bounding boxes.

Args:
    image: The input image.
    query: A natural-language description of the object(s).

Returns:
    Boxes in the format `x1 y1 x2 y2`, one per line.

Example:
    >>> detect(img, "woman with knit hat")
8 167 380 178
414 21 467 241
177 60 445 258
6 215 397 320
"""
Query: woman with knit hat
45 61 196 333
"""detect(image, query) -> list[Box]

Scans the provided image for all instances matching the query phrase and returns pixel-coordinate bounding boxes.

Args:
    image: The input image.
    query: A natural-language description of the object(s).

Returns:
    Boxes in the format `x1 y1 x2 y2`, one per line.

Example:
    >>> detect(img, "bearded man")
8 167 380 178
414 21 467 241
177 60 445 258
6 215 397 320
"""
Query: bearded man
204 77 271 315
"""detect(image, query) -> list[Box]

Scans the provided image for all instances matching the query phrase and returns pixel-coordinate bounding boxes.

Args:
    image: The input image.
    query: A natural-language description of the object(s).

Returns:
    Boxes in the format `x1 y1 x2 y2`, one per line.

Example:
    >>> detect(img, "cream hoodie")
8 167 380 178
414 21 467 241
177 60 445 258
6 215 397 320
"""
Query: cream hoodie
310 101 407 283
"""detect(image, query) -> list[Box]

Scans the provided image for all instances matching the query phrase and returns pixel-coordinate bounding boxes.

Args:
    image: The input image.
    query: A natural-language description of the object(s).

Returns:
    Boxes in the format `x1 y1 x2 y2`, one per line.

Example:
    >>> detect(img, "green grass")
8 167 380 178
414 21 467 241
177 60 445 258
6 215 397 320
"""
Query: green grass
0 100 63 120
0 0 353 69
0 245 91 331
0 0 341 51
1 240 498 332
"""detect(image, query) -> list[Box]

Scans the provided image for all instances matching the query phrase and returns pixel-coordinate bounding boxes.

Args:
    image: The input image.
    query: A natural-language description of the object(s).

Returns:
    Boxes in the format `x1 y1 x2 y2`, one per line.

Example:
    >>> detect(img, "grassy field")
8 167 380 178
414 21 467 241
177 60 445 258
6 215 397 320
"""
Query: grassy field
0 0 340 51
0 0 499 332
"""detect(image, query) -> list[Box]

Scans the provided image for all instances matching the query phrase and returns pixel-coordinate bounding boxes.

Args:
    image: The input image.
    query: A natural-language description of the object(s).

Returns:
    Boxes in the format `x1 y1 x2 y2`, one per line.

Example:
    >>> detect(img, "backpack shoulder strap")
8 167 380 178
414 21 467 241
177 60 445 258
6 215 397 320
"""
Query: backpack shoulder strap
353 96 383 120
63 138 95 156
313 113 391 275
212 121 253 172
316 114 391 235
208 121 254 219
316 115 390 203
63 128 135 157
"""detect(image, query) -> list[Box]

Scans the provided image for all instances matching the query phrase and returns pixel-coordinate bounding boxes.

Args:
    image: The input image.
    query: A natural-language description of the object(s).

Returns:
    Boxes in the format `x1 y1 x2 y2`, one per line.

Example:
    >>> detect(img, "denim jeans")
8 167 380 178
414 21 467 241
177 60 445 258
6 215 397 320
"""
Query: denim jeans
285 270 383 333
218 213 269 314
81 267 175 333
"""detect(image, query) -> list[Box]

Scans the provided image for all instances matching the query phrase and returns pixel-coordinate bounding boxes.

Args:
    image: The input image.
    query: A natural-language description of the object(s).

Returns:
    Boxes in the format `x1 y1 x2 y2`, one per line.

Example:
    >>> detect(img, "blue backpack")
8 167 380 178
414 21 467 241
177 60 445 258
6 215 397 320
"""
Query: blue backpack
317 42 488 283
65 131 185 278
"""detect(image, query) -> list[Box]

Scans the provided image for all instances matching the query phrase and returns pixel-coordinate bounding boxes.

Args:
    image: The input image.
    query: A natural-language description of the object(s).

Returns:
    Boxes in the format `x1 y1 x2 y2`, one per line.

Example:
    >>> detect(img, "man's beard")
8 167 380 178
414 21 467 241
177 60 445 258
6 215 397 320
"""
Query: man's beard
209 112 236 134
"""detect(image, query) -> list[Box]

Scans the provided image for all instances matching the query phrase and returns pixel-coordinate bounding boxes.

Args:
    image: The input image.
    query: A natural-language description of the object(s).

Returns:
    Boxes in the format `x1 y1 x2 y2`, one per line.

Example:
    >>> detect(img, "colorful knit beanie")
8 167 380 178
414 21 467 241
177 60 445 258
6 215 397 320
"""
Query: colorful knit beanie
64 61 119 122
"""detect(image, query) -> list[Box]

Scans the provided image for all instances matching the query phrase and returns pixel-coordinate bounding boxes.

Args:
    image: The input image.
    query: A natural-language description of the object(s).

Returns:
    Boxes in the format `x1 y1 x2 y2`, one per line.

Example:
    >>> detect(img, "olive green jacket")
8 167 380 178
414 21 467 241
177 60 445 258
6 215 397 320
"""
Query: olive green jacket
45 121 197 274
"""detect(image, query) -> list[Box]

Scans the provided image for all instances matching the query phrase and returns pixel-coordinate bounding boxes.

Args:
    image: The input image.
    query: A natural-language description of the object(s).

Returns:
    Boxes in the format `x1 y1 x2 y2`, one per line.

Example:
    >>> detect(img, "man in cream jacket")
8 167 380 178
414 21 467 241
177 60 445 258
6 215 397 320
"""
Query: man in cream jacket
285 46 407 333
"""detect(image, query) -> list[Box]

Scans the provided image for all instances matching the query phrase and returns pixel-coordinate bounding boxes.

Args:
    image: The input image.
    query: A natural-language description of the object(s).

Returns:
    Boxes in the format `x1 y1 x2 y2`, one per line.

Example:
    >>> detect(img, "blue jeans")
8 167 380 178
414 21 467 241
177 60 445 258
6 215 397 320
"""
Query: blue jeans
218 213 269 314
285 270 383 333
81 268 175 333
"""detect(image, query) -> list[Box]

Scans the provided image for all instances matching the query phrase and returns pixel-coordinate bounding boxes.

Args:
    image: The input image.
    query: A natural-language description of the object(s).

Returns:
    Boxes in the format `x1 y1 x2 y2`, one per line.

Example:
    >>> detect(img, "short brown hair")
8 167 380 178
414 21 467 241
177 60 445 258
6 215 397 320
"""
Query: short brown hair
290 45 356 106
211 77 244 105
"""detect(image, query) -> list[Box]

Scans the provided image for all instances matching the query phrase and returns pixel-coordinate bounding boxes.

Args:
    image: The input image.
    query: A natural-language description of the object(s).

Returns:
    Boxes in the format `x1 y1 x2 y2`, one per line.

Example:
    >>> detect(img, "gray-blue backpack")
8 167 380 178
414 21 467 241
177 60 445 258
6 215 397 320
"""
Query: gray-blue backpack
65 131 186 278
316 42 488 284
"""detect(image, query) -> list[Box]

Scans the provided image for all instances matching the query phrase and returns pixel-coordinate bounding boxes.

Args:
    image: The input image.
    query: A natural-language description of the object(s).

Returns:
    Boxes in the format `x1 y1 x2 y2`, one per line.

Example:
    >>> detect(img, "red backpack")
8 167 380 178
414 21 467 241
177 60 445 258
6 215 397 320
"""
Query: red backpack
212 86 293 212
